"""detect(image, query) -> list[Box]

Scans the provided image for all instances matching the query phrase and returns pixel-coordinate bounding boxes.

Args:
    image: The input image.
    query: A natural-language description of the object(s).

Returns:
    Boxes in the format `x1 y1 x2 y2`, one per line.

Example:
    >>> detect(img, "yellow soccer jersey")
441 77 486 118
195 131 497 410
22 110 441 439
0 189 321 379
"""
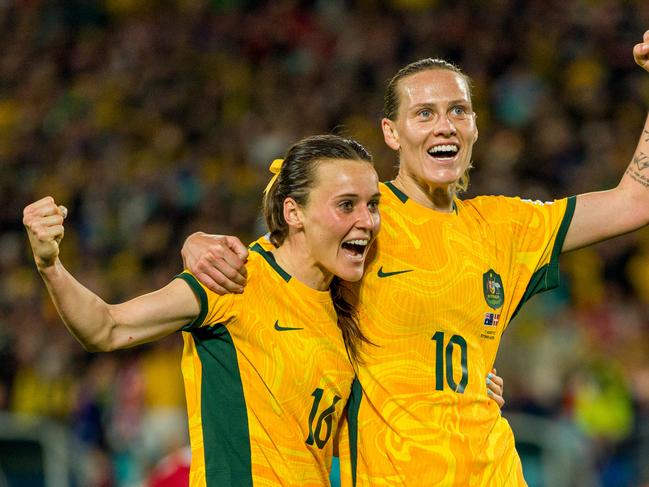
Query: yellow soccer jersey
176 243 355 486
337 182 575 486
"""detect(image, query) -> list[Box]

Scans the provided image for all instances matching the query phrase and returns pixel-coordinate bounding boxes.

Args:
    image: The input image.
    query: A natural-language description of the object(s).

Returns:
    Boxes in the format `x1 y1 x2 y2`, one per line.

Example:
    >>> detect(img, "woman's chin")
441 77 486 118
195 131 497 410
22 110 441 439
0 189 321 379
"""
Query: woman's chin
335 263 365 283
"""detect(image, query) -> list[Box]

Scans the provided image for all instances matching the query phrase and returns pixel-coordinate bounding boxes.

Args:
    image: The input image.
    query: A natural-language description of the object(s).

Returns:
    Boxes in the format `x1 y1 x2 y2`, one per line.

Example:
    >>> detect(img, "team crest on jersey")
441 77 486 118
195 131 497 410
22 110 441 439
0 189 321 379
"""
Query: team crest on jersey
483 269 504 309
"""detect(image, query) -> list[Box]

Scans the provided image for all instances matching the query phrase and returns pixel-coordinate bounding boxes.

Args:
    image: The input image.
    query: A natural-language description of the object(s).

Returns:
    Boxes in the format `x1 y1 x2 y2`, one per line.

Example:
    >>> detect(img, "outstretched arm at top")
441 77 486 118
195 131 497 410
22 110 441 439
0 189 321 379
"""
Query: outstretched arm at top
563 31 649 252
24 197 200 352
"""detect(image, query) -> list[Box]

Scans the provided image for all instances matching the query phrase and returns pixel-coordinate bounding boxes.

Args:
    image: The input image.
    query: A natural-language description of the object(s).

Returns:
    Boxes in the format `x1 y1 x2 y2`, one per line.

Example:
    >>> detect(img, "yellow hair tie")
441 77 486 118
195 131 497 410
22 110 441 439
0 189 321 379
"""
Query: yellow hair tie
263 158 284 194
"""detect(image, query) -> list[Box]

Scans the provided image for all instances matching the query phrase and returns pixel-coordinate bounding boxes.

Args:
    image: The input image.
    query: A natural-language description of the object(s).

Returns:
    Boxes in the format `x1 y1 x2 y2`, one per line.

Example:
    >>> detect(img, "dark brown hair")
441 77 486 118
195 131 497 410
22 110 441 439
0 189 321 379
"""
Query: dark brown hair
262 134 373 363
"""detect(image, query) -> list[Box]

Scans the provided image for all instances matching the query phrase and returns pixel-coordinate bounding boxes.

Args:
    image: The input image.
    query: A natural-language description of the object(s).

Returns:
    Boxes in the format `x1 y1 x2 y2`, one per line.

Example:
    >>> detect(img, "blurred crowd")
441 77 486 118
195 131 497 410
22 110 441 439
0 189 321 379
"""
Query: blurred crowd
2 0 649 485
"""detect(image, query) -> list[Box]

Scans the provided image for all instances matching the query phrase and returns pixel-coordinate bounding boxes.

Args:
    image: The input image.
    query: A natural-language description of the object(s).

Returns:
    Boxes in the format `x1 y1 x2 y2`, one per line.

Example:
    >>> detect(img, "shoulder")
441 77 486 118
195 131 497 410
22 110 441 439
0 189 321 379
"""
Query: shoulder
459 195 572 241
461 195 565 214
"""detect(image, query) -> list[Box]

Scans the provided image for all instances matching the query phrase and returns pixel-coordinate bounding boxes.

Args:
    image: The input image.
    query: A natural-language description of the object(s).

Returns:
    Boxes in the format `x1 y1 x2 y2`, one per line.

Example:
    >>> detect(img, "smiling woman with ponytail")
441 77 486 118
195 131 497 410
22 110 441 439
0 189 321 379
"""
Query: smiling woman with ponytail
261 135 376 364
24 133 381 486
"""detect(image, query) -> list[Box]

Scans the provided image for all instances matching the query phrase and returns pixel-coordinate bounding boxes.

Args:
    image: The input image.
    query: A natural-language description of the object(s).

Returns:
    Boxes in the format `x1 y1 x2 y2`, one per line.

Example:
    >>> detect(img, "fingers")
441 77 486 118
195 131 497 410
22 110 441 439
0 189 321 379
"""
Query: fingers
634 30 649 70
486 368 505 409
634 43 649 62
194 254 246 294
219 237 248 280
23 197 67 232
193 271 233 296
181 233 248 294
489 391 505 409
198 244 246 288
23 197 67 267
23 196 66 219
24 195 56 213
30 224 65 241
489 368 504 392
223 236 249 278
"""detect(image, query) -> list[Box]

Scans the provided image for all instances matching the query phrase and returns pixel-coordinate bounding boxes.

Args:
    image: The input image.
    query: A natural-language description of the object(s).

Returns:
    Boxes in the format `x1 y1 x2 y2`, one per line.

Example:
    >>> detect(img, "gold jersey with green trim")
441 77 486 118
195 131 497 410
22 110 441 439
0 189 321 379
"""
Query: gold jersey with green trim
337 182 576 486
176 244 355 486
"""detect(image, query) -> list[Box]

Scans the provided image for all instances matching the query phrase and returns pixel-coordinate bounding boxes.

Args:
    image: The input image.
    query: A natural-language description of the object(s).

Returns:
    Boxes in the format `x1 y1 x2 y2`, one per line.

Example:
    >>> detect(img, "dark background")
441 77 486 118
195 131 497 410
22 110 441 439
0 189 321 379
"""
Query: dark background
2 1 649 485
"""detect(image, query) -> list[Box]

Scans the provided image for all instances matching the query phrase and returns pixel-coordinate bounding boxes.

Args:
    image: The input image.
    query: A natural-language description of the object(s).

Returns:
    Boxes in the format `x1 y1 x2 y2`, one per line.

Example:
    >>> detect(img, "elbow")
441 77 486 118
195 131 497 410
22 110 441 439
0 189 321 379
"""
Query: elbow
80 343 104 353
81 341 114 353
77 334 117 353
617 185 649 231
79 310 122 352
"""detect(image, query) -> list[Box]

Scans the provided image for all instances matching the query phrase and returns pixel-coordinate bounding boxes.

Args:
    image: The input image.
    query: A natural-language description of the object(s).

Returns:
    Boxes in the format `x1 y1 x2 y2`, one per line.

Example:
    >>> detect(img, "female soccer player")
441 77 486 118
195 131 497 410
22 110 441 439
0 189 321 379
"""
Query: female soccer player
23 135 382 486
181 32 649 485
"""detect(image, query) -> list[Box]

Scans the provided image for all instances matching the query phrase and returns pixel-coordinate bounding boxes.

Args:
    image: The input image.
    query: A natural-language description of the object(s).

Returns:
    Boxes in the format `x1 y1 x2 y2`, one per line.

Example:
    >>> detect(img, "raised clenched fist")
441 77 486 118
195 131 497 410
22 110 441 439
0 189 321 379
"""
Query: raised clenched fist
23 196 68 269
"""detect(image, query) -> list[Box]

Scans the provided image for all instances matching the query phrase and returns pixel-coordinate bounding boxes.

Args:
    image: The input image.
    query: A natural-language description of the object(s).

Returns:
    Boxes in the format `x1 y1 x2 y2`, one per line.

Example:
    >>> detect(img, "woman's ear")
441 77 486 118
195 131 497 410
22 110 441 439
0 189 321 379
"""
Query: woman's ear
473 112 479 143
381 118 400 151
283 197 303 229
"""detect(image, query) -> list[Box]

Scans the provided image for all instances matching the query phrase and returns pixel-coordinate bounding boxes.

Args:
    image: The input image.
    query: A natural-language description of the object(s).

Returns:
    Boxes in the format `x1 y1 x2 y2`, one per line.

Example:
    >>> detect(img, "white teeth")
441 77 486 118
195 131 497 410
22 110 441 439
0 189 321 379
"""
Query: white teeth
428 144 458 154
345 239 368 246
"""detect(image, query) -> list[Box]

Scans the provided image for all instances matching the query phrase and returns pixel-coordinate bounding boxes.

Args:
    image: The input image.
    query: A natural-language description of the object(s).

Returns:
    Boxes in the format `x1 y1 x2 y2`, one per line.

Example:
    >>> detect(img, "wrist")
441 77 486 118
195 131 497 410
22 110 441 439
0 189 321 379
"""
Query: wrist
36 257 62 276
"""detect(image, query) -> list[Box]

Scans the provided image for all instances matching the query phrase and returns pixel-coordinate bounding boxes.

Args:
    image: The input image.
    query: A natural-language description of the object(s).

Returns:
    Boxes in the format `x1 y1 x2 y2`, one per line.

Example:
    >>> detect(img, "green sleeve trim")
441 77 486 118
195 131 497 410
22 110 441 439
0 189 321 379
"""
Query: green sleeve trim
383 181 409 203
552 195 576 262
174 272 208 331
510 196 576 320
510 264 552 321
250 242 291 283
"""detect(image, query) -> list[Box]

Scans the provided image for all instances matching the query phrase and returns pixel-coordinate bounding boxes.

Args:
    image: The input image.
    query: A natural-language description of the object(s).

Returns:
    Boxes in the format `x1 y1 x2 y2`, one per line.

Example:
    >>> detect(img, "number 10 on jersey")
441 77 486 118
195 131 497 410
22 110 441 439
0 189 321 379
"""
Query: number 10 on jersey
432 331 469 393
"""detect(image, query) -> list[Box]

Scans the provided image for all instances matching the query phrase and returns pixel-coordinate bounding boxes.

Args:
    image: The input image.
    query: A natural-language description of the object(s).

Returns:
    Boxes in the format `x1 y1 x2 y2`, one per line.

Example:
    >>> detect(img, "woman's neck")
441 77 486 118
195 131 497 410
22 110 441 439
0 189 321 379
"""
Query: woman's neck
392 174 456 213
272 237 332 291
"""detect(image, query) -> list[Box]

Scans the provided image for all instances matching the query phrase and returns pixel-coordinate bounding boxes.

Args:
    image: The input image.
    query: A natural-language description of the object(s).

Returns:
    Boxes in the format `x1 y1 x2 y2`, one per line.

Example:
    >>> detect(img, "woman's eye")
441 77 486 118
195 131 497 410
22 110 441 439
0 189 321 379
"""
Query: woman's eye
419 109 432 118
339 201 353 211
451 106 467 116
368 200 380 212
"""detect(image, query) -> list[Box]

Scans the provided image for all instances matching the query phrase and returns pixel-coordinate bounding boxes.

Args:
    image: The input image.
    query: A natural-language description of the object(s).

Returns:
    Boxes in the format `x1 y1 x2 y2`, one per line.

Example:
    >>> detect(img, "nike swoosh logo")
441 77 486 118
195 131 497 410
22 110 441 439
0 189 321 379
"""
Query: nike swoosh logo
274 320 304 331
377 266 414 278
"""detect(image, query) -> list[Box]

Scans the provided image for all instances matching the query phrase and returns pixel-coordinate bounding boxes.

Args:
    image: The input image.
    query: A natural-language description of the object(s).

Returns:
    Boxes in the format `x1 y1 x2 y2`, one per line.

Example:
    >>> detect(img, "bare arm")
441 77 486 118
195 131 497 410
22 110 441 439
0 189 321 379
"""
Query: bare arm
181 232 249 294
24 197 200 352
563 31 649 252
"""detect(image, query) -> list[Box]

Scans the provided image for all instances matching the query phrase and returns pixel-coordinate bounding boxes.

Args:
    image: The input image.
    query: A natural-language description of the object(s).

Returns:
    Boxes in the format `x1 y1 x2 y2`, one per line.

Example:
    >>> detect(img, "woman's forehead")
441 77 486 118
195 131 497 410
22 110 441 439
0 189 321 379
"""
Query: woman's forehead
398 69 471 107
311 159 378 193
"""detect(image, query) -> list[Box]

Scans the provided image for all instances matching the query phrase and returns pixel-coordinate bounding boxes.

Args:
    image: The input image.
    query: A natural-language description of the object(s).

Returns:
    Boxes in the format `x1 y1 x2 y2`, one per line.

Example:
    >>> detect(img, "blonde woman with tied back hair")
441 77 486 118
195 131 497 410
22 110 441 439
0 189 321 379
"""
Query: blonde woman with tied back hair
25 135 383 486
181 31 649 485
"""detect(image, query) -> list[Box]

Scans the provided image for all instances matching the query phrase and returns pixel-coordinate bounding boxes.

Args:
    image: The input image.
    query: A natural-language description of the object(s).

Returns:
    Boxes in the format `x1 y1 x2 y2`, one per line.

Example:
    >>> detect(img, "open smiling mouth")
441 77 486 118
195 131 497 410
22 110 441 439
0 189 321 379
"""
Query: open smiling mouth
427 144 459 160
341 239 369 258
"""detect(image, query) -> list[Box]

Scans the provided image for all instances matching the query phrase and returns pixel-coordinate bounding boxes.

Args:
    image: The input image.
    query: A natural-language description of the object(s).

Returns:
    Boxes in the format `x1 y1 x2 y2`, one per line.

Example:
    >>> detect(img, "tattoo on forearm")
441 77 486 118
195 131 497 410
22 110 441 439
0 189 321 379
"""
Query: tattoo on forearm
645 129 649 143
626 166 649 188
633 152 649 171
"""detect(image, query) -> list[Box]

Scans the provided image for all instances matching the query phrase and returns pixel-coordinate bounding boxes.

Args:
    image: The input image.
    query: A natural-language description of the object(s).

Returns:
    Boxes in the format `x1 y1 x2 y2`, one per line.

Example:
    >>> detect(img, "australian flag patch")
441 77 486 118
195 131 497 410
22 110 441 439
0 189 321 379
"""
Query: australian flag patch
484 312 500 327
